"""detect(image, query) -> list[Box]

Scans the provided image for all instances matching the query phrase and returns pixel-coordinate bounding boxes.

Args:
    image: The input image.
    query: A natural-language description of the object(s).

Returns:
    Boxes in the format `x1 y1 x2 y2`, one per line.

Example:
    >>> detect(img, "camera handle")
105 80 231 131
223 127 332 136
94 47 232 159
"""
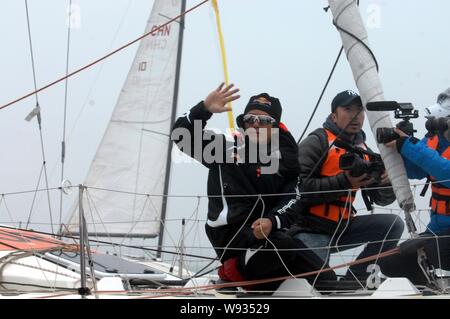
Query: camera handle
396 119 416 138
335 139 381 212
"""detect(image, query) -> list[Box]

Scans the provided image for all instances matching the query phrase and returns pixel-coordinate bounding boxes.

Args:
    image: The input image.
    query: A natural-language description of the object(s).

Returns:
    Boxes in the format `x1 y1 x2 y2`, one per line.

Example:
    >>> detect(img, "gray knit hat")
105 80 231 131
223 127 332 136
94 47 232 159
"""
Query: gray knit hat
425 87 450 118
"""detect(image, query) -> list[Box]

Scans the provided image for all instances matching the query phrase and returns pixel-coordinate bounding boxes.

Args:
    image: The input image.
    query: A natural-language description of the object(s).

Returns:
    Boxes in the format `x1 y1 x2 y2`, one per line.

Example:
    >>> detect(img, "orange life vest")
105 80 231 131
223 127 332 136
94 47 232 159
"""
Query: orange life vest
309 129 369 223
427 135 450 216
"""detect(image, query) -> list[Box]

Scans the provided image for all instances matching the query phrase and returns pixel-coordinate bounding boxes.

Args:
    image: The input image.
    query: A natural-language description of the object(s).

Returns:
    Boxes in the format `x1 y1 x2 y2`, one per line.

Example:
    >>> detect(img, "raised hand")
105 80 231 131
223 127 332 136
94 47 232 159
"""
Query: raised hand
204 83 240 113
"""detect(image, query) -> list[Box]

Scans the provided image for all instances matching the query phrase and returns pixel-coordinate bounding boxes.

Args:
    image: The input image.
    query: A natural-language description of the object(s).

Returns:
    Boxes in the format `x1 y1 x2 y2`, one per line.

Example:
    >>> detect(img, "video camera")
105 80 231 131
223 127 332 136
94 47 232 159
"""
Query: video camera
366 101 419 143
425 116 450 135
335 139 385 183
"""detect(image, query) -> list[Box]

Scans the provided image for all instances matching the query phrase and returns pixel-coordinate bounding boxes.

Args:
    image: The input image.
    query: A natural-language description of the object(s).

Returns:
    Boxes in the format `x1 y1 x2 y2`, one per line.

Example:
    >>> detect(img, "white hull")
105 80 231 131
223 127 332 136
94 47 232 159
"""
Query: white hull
0 251 83 293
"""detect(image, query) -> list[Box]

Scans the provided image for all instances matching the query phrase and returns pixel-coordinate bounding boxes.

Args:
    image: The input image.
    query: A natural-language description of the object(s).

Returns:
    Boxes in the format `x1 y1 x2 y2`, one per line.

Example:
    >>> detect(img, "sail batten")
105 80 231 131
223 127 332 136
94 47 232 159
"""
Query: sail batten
66 0 183 238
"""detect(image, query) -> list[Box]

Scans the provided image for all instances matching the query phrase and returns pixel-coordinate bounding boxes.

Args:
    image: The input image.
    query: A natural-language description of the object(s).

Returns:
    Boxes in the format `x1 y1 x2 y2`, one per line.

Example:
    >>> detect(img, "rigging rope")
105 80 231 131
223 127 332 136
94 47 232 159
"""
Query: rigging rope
59 0 73 236
0 1 444 296
0 0 210 111
36 246 401 299
297 46 344 144
23 0 54 235
297 0 361 144
25 163 44 229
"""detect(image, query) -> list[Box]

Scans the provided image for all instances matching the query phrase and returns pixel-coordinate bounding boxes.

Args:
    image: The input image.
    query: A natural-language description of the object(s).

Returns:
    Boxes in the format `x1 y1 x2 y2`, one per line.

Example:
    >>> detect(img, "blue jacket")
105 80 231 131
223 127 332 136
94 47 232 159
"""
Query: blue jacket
400 134 450 233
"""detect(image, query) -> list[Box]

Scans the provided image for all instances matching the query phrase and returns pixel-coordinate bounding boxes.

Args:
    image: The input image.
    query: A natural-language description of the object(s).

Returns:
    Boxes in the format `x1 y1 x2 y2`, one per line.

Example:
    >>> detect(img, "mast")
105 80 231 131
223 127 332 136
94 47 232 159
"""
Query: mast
78 185 89 298
157 0 186 259
327 0 416 232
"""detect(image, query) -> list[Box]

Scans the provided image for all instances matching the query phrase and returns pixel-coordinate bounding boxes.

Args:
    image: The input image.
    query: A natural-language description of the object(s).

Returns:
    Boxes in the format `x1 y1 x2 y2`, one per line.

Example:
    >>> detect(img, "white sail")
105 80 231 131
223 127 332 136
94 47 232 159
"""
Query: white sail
66 0 183 238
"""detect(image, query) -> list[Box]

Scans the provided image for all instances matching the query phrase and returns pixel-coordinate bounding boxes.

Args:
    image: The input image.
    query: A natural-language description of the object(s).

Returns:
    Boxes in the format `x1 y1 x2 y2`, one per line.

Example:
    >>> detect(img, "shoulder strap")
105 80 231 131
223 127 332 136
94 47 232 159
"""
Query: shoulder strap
303 128 330 174
421 135 439 196
309 128 329 150
420 178 431 197
361 189 373 211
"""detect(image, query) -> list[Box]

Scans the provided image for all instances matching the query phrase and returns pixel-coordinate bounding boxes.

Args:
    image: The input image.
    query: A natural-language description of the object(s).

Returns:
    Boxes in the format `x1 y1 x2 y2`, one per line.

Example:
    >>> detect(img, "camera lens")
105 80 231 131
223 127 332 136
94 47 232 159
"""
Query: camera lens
425 117 448 134
339 153 367 177
376 127 399 144
339 153 355 171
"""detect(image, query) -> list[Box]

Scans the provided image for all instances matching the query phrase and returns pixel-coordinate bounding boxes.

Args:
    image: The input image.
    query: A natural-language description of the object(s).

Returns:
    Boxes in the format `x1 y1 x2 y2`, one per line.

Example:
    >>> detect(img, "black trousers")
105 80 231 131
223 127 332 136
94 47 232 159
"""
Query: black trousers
235 229 337 287
379 230 450 285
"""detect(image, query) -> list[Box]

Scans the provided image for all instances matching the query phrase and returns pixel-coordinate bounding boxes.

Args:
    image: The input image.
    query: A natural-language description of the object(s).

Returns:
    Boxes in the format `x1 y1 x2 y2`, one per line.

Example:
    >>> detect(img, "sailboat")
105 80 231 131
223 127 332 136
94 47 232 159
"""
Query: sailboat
0 0 449 299
0 0 210 297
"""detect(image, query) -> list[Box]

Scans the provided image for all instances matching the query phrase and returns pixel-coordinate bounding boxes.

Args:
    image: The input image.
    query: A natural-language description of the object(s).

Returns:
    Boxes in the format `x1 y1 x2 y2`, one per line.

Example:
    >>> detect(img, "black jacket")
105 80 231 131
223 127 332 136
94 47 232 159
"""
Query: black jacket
290 127 396 234
172 102 301 261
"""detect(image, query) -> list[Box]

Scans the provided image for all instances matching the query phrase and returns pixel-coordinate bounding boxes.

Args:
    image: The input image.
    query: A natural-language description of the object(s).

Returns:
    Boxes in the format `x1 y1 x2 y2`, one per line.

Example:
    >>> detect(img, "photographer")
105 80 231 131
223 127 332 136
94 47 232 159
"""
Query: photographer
288 90 403 281
380 88 450 284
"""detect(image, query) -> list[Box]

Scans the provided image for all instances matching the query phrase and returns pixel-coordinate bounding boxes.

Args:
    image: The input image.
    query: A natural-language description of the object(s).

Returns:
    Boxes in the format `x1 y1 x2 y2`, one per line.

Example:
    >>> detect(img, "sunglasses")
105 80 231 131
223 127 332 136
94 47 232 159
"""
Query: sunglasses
243 114 276 126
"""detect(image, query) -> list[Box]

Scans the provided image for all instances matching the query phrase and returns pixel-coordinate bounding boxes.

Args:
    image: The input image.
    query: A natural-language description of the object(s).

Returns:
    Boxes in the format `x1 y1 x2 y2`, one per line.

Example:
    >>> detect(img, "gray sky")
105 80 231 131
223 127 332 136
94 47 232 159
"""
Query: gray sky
1 0 450 259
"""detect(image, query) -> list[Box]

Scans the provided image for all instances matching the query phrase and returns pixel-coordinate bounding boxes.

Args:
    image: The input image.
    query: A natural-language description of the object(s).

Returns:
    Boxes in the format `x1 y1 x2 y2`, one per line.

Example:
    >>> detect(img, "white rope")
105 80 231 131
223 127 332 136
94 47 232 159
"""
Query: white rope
23 1 55 231
369 211 404 280
84 189 119 255
7 259 80 281
5 177 450 198
311 190 351 289
217 195 262 263
328 190 365 289
174 197 203 276
414 214 443 274
0 196 16 226
47 233 446 253
168 197 201 277
118 195 152 247
81 178 450 198
0 179 448 290
59 0 73 234
258 196 297 280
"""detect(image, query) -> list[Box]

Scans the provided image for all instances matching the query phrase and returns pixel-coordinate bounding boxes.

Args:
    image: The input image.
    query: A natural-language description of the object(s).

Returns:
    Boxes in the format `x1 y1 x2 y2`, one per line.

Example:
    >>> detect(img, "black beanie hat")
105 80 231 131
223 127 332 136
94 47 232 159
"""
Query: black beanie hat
236 93 282 128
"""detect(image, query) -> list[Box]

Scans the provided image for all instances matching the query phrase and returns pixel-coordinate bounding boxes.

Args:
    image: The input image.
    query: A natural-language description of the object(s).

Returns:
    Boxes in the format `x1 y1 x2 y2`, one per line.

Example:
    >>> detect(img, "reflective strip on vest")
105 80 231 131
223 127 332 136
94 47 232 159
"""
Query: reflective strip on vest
427 135 450 215
308 129 366 223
